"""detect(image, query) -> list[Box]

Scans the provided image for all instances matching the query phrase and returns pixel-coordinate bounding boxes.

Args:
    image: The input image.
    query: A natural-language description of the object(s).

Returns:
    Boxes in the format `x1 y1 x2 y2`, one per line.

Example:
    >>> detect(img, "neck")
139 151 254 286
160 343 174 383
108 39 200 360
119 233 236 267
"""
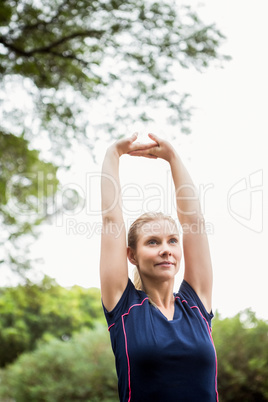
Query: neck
142 280 175 309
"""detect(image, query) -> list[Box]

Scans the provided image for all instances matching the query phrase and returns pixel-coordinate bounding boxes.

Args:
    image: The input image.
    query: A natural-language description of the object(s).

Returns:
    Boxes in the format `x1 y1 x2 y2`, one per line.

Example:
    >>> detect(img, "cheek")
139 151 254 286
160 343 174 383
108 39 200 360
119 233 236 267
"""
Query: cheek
175 246 183 262
137 247 155 265
142 249 155 261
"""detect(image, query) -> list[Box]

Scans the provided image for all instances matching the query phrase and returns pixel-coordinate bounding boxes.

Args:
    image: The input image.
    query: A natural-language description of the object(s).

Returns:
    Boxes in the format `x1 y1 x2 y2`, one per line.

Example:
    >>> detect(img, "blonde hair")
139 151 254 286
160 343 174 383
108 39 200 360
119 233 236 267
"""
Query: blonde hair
128 212 178 291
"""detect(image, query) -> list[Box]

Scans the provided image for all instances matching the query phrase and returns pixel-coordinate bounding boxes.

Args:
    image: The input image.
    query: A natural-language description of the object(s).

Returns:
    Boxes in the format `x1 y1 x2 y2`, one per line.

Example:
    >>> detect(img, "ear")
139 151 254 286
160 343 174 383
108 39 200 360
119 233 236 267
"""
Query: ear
127 247 137 266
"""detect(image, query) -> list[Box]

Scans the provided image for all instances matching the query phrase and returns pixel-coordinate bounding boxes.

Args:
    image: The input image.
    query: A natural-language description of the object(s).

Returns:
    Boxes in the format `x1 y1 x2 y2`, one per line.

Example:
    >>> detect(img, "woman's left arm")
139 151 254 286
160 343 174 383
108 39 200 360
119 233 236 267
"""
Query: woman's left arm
169 147 213 313
129 133 213 313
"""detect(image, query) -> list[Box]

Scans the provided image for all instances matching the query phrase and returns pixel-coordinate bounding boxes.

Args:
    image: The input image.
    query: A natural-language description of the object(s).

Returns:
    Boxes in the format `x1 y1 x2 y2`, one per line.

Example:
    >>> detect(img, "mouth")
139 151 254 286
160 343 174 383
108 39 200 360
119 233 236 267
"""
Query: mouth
155 261 175 267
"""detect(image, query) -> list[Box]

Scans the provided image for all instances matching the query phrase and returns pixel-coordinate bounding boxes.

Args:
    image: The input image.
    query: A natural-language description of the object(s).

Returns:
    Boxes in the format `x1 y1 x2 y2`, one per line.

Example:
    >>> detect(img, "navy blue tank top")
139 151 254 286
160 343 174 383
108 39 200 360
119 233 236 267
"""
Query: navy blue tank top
103 279 218 401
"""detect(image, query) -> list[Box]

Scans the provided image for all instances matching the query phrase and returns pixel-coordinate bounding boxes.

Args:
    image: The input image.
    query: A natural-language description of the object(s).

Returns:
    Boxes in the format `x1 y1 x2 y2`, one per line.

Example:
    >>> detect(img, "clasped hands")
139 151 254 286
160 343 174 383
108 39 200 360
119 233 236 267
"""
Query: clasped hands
115 133 175 163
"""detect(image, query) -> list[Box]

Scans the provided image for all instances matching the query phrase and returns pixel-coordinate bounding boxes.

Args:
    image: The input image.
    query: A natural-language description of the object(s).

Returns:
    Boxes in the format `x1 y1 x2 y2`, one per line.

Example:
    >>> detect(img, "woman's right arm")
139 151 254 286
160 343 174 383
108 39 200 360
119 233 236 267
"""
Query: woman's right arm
100 143 128 312
100 134 155 311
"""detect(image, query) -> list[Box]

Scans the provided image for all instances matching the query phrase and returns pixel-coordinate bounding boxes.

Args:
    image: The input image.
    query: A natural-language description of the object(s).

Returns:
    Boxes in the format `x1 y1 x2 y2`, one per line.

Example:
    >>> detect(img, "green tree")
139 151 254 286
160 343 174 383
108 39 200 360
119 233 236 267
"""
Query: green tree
0 0 229 151
0 276 105 367
0 130 59 273
213 309 268 401
2 308 268 401
0 326 118 401
0 0 230 273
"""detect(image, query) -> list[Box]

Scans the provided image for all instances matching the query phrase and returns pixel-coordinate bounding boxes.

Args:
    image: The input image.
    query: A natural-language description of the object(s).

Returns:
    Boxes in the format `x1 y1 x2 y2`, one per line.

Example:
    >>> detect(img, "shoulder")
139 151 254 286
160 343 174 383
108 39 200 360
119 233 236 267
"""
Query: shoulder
102 278 148 326
177 280 214 324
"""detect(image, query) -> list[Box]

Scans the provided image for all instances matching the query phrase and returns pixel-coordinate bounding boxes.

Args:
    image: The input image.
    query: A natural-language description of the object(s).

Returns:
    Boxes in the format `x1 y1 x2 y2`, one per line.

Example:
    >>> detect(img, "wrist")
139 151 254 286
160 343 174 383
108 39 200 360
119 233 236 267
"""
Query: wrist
107 143 121 158
166 147 179 164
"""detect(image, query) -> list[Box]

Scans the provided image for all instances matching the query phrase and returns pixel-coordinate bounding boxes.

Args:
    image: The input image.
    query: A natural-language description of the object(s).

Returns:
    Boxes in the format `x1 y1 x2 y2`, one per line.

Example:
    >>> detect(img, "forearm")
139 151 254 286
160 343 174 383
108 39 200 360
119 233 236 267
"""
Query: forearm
126 134 203 224
169 151 202 224
101 145 124 225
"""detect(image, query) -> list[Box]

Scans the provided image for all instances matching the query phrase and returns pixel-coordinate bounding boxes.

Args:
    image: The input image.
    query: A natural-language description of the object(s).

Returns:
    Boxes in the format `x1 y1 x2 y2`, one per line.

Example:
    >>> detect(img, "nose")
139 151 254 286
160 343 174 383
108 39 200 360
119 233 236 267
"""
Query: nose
159 245 172 257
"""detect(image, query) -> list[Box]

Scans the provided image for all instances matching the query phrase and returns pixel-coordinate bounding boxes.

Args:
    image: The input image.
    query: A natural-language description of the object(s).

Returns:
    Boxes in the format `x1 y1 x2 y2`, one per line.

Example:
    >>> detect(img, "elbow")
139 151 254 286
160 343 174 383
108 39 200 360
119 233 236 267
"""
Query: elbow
180 214 209 235
102 214 124 228
101 215 125 238
102 214 116 226
178 207 205 224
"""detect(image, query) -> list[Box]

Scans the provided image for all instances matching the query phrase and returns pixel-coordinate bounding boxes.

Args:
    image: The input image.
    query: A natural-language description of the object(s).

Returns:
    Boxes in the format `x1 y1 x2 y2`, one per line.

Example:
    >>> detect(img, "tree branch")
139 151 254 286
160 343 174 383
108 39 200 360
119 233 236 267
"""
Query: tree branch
49 51 89 67
0 37 25 56
0 30 105 58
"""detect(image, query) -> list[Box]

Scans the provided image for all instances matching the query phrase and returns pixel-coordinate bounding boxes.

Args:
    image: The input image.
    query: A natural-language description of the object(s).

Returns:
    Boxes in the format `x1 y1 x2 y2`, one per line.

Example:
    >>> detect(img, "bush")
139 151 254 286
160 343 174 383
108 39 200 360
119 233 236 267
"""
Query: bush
0 276 105 367
2 307 268 401
213 309 268 401
0 325 118 402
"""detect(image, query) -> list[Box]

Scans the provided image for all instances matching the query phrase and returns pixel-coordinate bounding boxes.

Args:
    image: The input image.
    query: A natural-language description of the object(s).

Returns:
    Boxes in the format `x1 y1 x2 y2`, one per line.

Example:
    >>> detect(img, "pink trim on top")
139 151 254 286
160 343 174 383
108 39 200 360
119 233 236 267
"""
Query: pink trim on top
108 323 115 331
177 296 219 402
121 297 149 402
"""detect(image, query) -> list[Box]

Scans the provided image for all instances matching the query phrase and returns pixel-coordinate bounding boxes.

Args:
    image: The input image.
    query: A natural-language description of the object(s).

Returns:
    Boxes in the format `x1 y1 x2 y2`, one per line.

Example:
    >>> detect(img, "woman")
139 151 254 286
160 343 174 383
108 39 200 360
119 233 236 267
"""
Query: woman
100 133 218 401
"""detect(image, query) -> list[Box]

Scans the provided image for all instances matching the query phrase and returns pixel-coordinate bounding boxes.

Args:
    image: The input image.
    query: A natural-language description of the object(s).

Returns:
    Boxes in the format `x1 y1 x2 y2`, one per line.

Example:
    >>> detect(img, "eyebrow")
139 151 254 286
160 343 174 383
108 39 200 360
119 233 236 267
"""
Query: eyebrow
143 234 179 240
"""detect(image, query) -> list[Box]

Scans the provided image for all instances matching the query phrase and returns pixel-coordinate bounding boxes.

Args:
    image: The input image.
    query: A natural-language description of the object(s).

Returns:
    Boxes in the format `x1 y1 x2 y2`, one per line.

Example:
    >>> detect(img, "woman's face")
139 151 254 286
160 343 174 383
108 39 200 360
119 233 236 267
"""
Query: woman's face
133 219 182 284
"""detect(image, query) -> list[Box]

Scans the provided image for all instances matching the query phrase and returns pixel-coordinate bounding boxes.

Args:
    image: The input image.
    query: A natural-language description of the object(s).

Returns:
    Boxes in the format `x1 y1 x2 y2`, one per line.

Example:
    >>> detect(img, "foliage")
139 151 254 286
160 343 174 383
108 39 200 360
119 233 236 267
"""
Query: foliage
0 276 105 367
213 309 268 401
0 0 230 156
0 287 267 402
0 326 118 402
0 0 230 274
0 130 59 273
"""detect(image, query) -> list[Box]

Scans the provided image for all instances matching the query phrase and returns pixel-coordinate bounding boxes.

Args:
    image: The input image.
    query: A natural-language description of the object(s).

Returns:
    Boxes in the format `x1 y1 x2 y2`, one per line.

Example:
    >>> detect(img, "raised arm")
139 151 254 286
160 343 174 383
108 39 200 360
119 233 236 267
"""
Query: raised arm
129 133 213 313
169 144 213 313
100 134 156 311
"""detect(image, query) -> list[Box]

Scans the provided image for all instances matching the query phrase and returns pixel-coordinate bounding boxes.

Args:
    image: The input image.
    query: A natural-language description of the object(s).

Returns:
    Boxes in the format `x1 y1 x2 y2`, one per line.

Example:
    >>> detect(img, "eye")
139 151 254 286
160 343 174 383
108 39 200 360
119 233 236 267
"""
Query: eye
169 238 179 244
147 239 158 245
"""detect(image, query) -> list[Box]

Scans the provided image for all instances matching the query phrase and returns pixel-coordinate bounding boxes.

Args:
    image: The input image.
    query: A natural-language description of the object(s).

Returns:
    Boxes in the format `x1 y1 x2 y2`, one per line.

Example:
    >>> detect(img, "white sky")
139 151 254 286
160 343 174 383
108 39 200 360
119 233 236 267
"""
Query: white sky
25 0 268 320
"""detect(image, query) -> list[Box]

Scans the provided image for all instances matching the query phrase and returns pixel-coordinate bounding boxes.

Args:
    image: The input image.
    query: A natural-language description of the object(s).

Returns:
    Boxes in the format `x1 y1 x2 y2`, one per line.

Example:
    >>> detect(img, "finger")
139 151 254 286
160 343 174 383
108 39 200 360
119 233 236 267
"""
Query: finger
129 147 155 155
148 133 160 145
146 154 158 159
128 148 157 156
130 142 158 152
129 152 158 159
129 132 138 143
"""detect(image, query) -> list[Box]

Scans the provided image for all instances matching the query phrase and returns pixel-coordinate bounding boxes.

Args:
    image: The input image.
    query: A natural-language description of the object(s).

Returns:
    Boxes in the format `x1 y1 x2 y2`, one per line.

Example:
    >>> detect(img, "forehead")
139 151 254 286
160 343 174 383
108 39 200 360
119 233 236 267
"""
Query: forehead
137 219 179 239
